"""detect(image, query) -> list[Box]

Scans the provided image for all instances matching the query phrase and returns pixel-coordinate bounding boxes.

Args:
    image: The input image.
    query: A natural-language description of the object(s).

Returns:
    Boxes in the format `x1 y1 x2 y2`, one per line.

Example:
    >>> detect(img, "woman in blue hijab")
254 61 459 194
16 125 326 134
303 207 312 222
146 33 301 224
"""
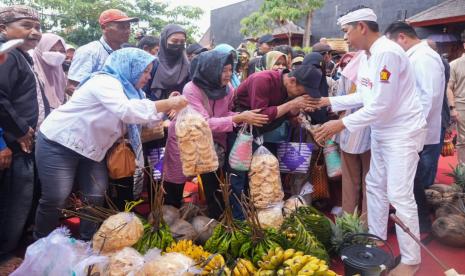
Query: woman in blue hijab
214 44 241 88
34 48 187 240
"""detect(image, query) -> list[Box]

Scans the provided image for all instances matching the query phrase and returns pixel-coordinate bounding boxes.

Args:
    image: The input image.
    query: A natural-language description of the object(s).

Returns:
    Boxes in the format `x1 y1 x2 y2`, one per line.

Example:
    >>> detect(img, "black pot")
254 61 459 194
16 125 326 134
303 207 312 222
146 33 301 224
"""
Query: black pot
340 233 394 276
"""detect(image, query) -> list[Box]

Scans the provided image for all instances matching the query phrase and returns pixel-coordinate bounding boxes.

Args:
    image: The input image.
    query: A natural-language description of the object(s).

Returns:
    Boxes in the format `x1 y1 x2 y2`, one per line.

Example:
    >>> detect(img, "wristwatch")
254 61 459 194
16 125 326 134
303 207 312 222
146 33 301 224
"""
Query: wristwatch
450 106 455 110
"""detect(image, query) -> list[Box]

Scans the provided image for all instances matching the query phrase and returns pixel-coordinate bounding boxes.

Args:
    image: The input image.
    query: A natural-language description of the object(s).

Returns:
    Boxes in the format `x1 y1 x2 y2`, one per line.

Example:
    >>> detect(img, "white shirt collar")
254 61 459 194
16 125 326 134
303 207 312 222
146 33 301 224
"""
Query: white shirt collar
406 40 427 57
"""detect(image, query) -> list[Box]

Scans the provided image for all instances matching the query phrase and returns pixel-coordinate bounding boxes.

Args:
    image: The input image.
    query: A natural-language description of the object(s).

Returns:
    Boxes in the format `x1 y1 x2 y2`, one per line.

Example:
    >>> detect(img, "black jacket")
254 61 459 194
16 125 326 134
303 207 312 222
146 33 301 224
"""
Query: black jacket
0 38 42 152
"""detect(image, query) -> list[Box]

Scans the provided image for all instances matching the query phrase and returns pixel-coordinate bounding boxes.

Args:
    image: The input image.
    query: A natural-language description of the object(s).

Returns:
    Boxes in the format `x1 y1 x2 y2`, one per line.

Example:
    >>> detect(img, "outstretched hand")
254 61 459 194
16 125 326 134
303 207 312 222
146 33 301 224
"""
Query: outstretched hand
314 119 345 145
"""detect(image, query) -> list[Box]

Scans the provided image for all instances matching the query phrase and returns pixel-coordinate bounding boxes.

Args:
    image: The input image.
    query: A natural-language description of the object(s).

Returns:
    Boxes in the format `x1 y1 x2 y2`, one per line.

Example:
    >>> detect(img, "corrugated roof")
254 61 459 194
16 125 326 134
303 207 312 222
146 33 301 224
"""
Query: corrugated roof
407 0 465 23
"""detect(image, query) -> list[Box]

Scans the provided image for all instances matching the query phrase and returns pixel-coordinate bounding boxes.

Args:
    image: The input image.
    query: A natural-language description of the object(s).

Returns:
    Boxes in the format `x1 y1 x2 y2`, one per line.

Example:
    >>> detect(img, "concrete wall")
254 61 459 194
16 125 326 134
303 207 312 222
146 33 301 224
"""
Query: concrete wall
210 0 446 47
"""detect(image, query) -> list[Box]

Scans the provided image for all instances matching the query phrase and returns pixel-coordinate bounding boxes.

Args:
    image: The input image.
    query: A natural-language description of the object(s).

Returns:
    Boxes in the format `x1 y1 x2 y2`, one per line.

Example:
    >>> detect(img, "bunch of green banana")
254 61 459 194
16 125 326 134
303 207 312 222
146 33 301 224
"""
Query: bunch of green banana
134 222 174 254
231 258 256 276
281 217 329 263
256 247 337 276
294 206 332 248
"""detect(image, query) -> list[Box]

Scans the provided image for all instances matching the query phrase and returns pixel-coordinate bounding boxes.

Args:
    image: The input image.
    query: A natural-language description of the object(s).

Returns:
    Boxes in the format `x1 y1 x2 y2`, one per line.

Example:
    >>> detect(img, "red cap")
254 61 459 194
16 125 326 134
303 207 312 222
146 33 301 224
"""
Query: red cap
99 9 139 26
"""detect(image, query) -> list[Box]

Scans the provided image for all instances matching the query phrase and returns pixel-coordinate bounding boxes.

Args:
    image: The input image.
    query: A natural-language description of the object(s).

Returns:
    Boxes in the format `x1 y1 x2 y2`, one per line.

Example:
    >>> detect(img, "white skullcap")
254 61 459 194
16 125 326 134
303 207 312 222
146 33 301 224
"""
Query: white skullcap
337 8 377 26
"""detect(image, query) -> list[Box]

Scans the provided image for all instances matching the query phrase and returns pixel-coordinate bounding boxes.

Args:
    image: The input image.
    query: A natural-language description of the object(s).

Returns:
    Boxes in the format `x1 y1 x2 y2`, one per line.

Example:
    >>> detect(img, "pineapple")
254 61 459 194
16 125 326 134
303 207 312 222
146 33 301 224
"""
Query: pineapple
446 163 465 192
330 207 368 254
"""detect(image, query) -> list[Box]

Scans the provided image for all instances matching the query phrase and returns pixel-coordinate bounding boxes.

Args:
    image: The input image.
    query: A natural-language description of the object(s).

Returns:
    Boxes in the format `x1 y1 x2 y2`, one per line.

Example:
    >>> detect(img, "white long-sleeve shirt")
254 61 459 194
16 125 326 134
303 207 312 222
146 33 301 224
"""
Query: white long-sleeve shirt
330 36 426 140
406 41 445 145
40 74 161 161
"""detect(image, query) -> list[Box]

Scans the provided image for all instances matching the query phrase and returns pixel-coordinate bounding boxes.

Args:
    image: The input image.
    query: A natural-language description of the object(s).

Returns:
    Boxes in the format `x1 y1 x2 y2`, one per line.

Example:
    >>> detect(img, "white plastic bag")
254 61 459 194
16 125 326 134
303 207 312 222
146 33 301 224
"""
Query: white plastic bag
175 106 218 176
142 251 197 275
107 247 145 276
11 227 91 276
257 201 284 229
249 137 284 208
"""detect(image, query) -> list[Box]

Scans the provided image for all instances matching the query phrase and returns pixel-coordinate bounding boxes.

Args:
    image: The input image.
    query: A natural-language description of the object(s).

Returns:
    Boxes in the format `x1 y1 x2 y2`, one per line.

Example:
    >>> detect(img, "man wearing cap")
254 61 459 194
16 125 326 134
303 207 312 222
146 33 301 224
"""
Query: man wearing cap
385 22 445 234
311 6 426 275
448 30 465 164
0 5 44 270
65 9 138 95
248 34 275 75
230 64 321 219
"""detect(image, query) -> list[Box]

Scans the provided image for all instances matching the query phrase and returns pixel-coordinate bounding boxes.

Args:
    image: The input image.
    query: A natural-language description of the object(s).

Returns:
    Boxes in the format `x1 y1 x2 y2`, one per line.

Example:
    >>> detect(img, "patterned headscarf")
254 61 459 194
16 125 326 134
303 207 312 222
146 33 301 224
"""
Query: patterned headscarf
80 48 155 167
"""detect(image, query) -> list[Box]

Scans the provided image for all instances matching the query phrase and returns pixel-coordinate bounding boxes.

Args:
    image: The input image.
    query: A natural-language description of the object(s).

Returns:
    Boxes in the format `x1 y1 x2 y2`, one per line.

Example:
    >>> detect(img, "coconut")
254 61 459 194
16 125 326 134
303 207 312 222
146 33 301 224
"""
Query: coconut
191 216 218 244
170 219 198 241
162 205 180 227
432 214 465 247
92 212 144 253
108 247 144 276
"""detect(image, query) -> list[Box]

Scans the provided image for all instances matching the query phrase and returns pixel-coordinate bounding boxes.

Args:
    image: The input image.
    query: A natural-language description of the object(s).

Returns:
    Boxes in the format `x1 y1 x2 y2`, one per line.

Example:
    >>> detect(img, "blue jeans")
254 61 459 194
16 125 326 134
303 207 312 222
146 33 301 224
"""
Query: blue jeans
0 151 35 262
34 133 108 240
414 142 442 231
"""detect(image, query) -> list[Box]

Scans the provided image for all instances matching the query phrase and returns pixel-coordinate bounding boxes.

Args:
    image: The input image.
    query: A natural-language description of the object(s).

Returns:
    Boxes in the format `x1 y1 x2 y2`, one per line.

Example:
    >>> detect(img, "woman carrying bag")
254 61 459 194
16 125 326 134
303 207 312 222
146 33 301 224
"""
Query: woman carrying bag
34 48 188 240
163 50 268 218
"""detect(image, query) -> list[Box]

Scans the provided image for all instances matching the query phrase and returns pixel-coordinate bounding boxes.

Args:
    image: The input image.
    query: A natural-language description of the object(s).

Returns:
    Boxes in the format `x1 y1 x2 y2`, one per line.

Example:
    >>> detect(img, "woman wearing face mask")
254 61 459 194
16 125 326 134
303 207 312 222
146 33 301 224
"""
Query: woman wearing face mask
149 24 189 103
265 50 288 71
31 33 67 111
163 51 268 218
34 48 188 239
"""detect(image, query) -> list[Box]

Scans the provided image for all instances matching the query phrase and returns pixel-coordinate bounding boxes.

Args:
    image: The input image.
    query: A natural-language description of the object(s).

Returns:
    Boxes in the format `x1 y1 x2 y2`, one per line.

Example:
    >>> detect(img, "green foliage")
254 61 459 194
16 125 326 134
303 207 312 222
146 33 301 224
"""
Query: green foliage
5 0 203 46
240 0 325 41
447 163 465 191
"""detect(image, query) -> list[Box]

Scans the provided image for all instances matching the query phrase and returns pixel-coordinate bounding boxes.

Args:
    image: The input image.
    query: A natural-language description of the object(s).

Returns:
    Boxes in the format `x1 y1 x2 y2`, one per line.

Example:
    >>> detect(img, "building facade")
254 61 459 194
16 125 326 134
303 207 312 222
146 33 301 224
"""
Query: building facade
210 0 447 47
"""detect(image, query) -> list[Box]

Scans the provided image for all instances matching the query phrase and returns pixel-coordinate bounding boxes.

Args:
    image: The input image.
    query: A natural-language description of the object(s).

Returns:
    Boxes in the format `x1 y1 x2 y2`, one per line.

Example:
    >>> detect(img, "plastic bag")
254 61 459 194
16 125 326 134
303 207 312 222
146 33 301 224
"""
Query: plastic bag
11 227 91 276
142 251 197 276
228 124 253 171
283 196 308 216
92 212 144 254
73 255 109 276
323 140 342 179
108 247 145 276
249 137 284 209
175 106 219 176
257 201 284 229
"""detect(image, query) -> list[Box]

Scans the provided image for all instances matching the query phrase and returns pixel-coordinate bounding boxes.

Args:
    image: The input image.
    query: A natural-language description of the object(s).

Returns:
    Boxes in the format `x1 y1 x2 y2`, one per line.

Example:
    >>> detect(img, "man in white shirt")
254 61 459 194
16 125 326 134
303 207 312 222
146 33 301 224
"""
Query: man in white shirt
310 6 426 275
65 9 138 95
385 21 445 234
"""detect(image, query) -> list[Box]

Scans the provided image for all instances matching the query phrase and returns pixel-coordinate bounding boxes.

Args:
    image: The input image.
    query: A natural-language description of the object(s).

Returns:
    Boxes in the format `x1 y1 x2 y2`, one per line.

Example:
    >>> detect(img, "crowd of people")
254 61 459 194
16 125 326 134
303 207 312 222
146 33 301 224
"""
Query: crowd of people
0 3 464 276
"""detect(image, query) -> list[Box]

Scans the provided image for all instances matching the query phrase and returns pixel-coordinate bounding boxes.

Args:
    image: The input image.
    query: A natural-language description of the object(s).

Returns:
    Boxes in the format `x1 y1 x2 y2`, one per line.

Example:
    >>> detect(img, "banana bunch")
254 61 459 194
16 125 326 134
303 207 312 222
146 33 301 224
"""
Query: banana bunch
256 247 337 276
134 222 174 254
165 239 207 261
165 240 229 275
200 253 230 276
231 258 256 276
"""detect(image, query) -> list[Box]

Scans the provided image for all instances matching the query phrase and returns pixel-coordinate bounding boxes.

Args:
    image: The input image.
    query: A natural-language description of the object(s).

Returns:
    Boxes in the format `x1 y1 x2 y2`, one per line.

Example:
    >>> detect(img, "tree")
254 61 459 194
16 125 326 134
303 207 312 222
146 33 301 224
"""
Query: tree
240 0 325 47
5 0 203 46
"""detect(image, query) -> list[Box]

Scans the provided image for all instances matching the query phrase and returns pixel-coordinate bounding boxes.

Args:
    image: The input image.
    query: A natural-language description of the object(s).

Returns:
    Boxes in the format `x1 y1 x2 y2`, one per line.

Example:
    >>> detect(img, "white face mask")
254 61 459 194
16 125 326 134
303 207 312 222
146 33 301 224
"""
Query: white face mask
42 51 66 67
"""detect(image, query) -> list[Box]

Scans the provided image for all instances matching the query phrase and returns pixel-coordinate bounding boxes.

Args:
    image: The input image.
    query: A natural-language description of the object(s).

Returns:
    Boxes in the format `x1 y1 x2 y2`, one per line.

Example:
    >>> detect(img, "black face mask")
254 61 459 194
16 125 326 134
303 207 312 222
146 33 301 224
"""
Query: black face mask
166 43 185 55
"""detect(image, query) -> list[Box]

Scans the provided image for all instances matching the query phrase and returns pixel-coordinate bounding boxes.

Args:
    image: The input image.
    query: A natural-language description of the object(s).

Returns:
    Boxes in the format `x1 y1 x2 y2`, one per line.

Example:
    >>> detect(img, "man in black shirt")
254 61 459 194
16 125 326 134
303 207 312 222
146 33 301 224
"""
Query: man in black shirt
0 5 43 270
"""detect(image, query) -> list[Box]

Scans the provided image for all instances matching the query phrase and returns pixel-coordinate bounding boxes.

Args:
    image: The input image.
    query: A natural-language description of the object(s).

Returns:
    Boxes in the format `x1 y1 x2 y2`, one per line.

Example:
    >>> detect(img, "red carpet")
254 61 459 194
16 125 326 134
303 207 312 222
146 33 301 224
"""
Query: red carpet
62 153 465 275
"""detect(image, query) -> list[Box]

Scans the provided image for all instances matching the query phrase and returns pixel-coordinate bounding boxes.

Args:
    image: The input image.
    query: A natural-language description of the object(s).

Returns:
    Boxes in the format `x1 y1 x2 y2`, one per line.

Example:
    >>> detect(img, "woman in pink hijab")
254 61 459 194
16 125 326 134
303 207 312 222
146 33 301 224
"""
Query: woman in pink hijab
31 33 67 110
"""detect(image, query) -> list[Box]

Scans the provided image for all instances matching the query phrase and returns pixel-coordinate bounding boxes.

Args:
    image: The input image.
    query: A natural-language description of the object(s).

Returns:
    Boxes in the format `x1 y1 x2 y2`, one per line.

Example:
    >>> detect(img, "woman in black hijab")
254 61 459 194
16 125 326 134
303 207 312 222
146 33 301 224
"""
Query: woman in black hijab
150 24 190 101
163 50 267 217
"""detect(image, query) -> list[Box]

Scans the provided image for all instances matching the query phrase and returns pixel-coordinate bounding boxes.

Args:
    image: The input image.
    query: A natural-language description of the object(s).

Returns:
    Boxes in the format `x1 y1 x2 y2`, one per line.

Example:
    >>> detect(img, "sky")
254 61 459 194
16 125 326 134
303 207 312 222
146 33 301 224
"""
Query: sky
165 0 245 38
